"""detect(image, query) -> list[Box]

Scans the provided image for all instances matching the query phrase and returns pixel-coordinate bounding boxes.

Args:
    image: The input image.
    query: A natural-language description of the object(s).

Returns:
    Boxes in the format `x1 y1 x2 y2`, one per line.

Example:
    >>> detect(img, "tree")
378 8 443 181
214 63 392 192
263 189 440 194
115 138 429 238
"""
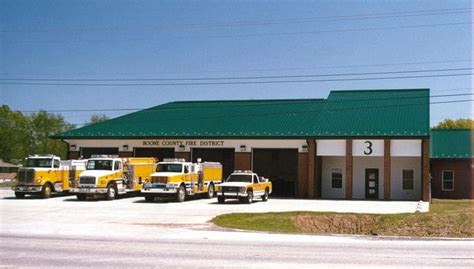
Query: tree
0 105 31 161
86 114 109 126
432 118 473 129
0 105 75 162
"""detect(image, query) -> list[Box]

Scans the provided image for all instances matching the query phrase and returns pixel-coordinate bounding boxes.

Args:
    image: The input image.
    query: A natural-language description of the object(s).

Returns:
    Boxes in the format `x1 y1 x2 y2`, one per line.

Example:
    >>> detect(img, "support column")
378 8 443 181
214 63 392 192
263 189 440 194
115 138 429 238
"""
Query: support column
384 139 391 200
345 139 353 200
118 152 133 158
422 138 430 201
307 139 316 199
234 152 251 171
67 151 80 160
175 152 191 161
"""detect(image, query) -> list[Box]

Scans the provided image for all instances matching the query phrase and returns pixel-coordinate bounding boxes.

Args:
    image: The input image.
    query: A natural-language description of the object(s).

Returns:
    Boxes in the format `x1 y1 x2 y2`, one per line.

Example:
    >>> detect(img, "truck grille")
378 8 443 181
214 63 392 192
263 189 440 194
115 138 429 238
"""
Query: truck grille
222 186 239 192
79 176 96 185
18 169 35 184
152 176 168 184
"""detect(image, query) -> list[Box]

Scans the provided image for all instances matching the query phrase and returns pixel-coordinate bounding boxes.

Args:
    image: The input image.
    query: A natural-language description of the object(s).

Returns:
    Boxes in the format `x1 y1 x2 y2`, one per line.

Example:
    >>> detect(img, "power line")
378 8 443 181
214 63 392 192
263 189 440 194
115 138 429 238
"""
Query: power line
10 21 472 43
1 59 471 77
2 7 471 33
1 73 472 86
18 92 473 113
1 67 471 82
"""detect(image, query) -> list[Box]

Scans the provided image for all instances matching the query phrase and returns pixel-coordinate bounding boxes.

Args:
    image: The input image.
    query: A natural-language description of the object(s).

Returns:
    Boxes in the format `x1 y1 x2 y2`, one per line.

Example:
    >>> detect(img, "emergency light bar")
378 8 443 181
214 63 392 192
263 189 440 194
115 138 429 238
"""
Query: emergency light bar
162 158 186 162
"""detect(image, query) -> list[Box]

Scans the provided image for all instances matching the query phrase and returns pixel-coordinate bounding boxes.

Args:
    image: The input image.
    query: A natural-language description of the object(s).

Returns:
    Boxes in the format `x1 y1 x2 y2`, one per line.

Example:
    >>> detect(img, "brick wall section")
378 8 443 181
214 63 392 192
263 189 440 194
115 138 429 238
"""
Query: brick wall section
345 139 353 199
307 139 316 199
298 153 309 198
67 151 80 160
430 159 473 199
174 152 190 161
384 139 391 200
422 138 430 201
234 152 251 171
118 152 133 158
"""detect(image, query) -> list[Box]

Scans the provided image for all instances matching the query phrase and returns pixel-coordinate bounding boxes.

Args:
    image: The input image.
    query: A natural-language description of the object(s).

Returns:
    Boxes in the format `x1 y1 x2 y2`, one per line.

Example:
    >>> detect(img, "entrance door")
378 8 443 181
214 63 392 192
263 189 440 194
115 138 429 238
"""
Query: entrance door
365 169 379 199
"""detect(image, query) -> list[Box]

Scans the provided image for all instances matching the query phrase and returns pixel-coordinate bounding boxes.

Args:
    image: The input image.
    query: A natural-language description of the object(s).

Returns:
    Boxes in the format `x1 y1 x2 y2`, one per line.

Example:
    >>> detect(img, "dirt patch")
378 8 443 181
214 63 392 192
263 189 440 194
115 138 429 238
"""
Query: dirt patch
293 214 380 235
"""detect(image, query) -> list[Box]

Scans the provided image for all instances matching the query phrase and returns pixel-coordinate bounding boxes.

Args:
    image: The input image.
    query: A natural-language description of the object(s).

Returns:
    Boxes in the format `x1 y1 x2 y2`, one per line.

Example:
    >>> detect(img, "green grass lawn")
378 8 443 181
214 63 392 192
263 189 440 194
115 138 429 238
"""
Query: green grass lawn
212 199 473 238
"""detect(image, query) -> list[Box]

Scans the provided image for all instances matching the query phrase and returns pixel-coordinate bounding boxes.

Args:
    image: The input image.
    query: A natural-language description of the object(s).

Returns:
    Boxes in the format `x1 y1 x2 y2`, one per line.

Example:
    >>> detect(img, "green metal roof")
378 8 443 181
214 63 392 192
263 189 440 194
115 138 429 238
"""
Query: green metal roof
430 129 473 159
54 89 430 139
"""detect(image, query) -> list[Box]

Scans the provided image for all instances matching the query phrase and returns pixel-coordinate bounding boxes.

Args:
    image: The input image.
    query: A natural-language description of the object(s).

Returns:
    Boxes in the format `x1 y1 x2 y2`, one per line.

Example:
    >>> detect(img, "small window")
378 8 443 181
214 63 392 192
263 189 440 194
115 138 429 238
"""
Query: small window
54 160 60 168
442 170 454 191
331 168 343 189
114 161 121 171
253 175 259 184
402 169 414 190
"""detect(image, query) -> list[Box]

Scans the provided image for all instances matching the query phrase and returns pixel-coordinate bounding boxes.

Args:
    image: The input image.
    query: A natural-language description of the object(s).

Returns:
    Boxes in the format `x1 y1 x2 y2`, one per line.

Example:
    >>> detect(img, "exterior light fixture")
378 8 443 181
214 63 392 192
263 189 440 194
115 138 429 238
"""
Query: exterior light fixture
179 145 185 151
240 145 247 152
302 145 308 152
123 145 129 151
71 145 77 150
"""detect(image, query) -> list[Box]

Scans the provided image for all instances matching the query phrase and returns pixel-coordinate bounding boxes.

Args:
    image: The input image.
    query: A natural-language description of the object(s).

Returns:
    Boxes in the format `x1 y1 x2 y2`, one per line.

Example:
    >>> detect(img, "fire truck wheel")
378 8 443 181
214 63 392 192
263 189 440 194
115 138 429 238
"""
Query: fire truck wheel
41 183 52 199
244 190 253 204
106 184 117 200
206 183 215 199
217 196 225 204
176 185 186 202
144 195 154 202
261 188 269 202
15 192 25 199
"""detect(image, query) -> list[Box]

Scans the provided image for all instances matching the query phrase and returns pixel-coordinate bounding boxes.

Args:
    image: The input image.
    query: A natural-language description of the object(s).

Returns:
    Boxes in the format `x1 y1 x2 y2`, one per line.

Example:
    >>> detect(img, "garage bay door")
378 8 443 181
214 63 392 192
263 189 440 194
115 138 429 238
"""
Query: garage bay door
80 147 119 159
252 149 298 198
134 148 175 160
191 148 235 180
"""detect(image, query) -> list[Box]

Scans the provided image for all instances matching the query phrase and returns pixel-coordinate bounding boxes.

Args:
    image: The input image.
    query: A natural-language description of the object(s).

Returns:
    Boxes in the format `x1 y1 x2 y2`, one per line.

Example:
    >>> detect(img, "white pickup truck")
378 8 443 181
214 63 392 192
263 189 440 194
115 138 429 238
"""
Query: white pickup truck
216 170 272 204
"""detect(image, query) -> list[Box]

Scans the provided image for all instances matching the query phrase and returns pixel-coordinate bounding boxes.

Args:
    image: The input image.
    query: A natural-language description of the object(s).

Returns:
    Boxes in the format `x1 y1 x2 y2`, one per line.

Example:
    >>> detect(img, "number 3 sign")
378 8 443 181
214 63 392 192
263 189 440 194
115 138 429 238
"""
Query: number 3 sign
353 140 384 156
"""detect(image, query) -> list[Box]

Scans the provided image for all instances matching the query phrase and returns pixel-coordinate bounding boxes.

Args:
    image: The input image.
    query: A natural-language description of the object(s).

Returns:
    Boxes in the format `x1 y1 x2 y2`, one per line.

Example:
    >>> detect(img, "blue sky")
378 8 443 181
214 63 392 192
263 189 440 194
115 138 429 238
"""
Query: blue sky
1 0 472 127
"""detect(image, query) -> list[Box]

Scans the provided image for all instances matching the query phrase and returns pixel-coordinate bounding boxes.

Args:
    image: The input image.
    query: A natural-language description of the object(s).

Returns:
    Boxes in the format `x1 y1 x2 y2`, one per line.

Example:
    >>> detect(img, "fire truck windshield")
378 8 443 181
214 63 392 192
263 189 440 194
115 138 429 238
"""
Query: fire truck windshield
226 174 252 183
86 160 113 170
25 158 52 168
157 163 182 173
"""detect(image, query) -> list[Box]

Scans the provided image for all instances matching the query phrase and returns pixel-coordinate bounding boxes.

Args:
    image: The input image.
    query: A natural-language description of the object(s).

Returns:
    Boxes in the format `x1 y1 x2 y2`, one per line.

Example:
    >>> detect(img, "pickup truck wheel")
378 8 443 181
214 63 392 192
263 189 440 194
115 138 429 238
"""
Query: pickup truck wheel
176 185 186 202
217 196 225 204
261 188 269 202
106 184 117 200
245 190 253 204
206 183 215 199
144 195 154 202
41 184 52 199
15 192 25 199
76 194 86 201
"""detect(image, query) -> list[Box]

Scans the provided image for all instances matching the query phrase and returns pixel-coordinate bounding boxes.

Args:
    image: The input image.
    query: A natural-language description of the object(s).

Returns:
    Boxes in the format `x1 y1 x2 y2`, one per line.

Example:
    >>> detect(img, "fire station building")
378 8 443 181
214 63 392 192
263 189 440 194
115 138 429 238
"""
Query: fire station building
54 89 431 201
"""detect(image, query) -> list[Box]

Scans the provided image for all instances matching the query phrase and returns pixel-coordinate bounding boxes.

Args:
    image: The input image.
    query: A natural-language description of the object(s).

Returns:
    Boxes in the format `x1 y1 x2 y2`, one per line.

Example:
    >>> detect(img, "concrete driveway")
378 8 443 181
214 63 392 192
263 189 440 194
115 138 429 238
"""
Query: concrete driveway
0 188 428 240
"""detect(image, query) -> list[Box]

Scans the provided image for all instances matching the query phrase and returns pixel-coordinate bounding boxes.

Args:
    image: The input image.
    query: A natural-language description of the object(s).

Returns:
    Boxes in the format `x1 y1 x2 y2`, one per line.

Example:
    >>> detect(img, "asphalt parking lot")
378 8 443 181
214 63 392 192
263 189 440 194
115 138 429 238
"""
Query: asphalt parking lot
0 188 428 240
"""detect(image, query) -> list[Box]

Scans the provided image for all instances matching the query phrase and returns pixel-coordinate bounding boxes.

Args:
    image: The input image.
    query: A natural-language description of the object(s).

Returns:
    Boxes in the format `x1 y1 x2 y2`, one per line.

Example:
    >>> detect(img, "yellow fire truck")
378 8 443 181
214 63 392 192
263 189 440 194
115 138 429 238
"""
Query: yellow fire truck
142 159 222 202
13 155 87 199
72 157 156 201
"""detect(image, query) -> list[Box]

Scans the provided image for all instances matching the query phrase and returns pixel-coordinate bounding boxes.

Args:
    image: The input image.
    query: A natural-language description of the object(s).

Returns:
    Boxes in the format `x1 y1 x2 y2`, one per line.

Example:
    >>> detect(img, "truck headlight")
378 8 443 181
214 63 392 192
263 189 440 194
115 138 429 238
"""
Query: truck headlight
166 183 175 188
36 179 42 184
100 180 106 185
240 187 246 193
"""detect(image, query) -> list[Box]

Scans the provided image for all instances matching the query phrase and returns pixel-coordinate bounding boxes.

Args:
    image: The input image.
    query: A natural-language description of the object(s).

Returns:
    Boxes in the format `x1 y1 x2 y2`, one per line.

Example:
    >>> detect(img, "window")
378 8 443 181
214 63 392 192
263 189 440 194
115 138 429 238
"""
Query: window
442 170 454 191
54 160 60 168
114 161 121 171
253 175 259 184
402 169 414 190
331 168 343 189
